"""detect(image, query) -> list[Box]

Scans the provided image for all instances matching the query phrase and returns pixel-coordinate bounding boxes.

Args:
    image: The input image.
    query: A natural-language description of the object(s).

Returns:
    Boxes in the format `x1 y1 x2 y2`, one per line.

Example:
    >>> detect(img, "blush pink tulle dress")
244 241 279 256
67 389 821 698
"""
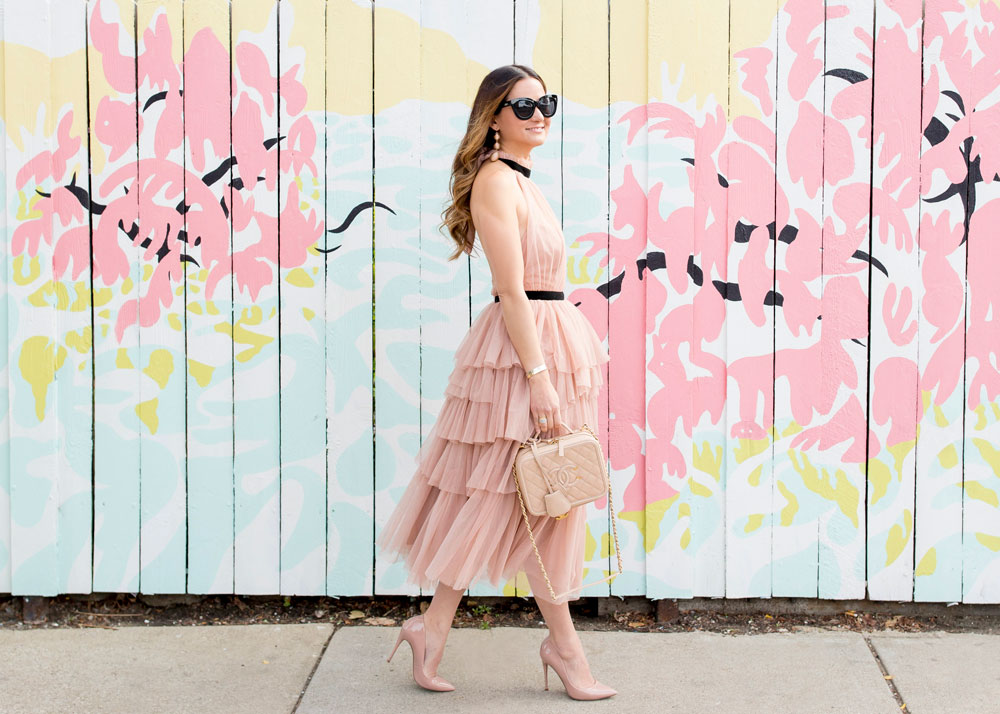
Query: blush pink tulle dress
375 166 610 604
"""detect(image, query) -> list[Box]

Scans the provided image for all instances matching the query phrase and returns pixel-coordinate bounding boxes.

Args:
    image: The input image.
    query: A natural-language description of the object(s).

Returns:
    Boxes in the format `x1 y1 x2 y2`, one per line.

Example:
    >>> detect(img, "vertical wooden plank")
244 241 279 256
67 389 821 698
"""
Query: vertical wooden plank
811 0 872 599
374 0 421 595
231 0 281 595
724 0 778 598
184 0 235 594
911 0 965 602
865 0 921 601
607 0 648 597
135 0 186 594
562 0 611 597
962 2 1000 604
643 0 697 599
0 0 10 594
511 0 564 602
430 2 515 600
51 0 93 594
372 0 421 595
771 0 823 598
326 0 374 596
89 0 141 593
5 0 60 595
278 0 327 595
687 0 729 597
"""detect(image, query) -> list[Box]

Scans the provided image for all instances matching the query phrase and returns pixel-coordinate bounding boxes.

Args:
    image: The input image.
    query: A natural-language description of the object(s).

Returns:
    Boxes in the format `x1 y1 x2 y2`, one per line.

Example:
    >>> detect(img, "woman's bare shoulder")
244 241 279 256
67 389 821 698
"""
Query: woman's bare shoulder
471 161 522 210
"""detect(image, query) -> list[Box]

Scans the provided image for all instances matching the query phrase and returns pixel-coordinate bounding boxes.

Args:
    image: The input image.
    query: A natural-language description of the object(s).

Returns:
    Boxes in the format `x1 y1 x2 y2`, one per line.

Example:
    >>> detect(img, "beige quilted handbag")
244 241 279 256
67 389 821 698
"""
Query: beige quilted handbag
511 422 623 600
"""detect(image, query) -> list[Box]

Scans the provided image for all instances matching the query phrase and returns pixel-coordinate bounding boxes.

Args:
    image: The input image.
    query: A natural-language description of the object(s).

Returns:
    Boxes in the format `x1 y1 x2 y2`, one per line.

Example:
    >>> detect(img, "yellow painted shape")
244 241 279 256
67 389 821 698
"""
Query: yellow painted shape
748 464 763 487
790 451 860 528
920 389 931 418
143 264 153 281
680 527 691 550
689 478 712 498
188 359 215 388
217 306 275 363
600 532 612 559
993 403 1000 422
915 547 937 577
938 444 959 469
584 524 597 561
975 404 987 430
732 436 769 465
18 337 67 421
745 513 764 534
12 255 40 286
78 360 87 372
975 533 1000 552
286 268 314 288
93 288 111 308
867 458 891 506
693 441 722 482
776 480 798 526
16 190 44 222
188 302 204 315
885 509 913 567
972 438 1000 479
633 494 679 553
70 283 94 312
205 301 220 316
782 421 803 438
143 349 174 389
98 309 111 319
189 284 201 294
678 502 691 519
65 327 92 354
174 285 184 297
122 276 134 295
302 307 315 321
888 440 915 481
168 313 183 332
28 281 71 310
136 398 159 435
964 481 999 508
933 404 948 427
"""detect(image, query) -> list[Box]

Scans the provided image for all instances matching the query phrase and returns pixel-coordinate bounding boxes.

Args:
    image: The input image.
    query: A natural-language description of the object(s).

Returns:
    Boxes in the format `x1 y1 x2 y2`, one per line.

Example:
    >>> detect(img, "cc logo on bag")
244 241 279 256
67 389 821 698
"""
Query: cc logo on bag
548 463 580 489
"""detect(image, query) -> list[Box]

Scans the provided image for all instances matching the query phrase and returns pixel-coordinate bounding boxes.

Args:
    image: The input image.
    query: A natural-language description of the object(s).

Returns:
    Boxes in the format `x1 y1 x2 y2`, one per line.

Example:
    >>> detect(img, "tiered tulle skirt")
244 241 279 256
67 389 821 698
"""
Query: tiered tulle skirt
375 299 610 603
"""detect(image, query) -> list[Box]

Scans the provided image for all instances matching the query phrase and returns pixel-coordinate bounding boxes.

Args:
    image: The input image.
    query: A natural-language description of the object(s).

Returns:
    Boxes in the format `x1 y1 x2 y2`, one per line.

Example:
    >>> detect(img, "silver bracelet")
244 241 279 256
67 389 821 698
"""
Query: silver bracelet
525 363 548 380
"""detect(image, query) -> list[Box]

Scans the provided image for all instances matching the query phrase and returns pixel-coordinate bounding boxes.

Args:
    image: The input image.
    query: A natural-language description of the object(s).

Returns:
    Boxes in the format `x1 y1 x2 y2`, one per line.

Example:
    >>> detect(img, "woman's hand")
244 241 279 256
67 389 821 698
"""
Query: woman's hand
528 371 564 438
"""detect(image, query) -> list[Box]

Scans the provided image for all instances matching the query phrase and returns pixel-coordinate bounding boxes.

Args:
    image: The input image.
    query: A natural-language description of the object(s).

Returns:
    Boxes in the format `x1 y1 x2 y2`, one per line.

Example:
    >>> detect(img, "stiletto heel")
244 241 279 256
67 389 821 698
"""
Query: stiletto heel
385 615 455 692
538 635 617 701
386 630 405 663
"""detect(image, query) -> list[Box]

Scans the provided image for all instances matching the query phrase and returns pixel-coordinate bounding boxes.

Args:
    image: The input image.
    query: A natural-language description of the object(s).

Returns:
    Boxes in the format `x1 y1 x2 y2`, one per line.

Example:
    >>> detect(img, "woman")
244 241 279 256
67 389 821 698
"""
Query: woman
378 64 614 700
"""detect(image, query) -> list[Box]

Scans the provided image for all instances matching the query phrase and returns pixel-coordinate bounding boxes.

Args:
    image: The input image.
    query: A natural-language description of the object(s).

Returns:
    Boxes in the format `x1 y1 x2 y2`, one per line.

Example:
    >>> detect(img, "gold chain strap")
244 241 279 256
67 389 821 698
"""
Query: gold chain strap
511 423 623 601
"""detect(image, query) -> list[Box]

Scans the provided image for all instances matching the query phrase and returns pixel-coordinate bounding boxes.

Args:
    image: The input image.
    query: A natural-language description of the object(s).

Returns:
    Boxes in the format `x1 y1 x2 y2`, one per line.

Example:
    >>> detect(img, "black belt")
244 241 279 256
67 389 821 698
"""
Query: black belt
494 290 565 302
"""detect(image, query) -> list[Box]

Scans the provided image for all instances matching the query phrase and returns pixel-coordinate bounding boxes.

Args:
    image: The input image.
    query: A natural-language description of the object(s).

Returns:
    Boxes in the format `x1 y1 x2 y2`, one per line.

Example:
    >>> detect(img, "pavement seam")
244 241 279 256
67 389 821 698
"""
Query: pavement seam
863 635 908 712
290 625 339 714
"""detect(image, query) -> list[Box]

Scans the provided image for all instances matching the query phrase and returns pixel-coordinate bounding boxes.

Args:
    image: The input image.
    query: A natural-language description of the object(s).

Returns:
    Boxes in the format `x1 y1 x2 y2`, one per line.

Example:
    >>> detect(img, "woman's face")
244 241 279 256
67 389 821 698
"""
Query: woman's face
491 77 551 154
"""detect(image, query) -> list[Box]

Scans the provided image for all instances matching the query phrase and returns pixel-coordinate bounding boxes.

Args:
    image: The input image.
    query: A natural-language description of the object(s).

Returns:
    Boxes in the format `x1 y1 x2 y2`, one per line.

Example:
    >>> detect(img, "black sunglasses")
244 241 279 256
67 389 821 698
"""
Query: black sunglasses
495 93 558 120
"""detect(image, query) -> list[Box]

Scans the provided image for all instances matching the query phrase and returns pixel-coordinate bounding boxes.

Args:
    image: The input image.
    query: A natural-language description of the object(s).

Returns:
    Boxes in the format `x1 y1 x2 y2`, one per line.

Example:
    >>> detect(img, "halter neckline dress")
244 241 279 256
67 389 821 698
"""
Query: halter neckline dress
375 167 610 603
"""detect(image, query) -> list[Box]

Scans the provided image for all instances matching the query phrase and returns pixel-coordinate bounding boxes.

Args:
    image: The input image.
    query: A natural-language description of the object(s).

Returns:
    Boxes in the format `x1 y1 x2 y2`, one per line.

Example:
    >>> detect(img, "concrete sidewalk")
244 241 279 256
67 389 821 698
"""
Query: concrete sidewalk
1 623 997 714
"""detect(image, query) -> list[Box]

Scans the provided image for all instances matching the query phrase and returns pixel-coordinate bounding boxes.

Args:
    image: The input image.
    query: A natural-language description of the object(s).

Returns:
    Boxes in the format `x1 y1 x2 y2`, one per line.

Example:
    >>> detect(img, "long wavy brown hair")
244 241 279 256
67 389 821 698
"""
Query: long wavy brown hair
439 64 547 262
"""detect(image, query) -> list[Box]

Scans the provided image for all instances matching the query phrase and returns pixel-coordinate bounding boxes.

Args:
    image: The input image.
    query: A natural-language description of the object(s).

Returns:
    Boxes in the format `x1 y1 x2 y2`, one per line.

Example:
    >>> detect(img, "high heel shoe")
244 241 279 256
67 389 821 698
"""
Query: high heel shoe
539 635 617 700
385 615 455 692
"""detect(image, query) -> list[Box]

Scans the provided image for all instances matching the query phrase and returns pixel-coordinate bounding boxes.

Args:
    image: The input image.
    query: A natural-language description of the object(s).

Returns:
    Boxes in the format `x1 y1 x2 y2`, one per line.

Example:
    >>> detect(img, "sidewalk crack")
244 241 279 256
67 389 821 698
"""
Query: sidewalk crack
291 625 339 714
864 635 908 712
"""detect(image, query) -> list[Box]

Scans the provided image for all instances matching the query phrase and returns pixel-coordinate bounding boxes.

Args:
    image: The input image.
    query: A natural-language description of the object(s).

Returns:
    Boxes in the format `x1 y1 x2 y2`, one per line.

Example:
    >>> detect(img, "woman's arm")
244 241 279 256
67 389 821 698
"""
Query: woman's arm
470 169 550 385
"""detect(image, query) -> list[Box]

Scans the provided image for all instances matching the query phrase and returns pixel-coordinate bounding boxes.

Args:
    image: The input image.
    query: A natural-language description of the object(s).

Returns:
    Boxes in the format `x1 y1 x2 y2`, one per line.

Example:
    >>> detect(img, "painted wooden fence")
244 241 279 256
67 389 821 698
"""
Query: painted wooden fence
1 0 999 602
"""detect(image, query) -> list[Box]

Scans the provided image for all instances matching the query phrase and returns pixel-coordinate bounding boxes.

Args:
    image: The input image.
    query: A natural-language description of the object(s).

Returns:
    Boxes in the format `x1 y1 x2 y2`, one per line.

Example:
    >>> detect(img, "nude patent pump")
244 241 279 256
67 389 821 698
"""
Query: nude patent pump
539 635 617 700
386 615 455 692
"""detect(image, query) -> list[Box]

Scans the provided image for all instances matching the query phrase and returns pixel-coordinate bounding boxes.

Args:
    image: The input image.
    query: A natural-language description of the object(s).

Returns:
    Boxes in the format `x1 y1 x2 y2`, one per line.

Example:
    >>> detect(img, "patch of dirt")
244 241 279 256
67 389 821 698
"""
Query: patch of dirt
2 594 998 635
